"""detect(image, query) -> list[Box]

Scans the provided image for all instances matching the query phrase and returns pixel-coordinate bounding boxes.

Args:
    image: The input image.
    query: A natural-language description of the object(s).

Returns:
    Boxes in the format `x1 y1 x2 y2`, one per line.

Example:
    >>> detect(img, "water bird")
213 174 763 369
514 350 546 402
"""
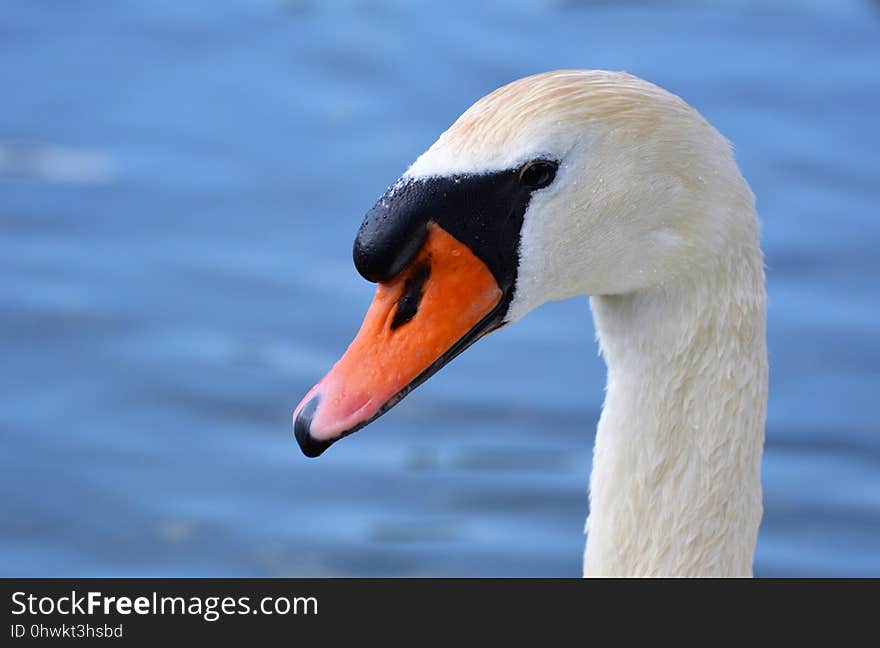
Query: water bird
293 70 767 577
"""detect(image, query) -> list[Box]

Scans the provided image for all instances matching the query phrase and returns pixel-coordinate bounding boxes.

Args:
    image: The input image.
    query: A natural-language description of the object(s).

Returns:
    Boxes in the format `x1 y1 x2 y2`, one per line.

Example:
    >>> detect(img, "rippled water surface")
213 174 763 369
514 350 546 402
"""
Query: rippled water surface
1 0 878 576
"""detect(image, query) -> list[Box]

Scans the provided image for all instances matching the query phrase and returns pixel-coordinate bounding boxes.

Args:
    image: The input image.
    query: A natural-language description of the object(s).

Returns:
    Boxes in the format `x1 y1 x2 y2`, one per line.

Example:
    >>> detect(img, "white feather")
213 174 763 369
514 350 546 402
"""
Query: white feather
411 70 767 577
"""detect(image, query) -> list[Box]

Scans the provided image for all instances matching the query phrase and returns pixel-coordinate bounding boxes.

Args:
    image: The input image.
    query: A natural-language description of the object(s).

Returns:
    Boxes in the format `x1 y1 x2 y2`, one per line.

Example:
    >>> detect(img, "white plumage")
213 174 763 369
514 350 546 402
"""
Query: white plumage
409 71 768 577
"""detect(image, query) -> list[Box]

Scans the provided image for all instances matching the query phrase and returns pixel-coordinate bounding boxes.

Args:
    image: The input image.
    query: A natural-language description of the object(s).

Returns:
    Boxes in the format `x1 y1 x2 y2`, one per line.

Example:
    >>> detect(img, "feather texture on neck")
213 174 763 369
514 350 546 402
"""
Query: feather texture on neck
584 222 767 577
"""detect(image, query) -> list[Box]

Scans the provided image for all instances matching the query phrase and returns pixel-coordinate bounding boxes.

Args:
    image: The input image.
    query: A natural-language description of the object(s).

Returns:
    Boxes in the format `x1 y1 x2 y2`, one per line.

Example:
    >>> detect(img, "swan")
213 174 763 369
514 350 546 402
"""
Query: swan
292 70 768 577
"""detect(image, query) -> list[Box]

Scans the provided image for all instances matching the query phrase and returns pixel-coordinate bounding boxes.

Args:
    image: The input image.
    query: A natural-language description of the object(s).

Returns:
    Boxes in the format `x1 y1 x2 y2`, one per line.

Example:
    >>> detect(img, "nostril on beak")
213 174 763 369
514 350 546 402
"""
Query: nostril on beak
293 395 332 458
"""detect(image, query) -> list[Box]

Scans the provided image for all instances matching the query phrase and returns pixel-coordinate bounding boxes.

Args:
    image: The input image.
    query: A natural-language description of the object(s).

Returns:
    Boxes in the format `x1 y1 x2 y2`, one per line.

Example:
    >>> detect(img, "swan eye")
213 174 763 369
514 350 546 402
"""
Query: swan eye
518 159 557 189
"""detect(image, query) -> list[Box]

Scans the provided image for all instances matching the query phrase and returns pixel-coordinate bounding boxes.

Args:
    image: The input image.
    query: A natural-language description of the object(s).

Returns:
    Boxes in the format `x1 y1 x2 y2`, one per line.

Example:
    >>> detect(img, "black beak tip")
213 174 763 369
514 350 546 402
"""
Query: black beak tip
293 395 334 458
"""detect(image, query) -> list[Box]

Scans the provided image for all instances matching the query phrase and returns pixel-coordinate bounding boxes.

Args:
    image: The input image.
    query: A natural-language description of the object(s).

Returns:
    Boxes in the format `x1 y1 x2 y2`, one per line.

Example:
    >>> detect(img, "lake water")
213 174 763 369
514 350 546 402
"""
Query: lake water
1 0 878 576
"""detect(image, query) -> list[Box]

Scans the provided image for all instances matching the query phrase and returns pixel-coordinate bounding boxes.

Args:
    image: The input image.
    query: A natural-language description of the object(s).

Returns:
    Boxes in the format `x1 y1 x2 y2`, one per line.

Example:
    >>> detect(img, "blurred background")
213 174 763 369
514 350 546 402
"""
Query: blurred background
1 0 878 577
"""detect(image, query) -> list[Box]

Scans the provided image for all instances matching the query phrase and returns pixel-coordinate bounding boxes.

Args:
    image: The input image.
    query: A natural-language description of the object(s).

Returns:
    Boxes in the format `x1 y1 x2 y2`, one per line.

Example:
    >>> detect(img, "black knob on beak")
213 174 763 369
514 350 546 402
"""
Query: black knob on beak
353 180 430 283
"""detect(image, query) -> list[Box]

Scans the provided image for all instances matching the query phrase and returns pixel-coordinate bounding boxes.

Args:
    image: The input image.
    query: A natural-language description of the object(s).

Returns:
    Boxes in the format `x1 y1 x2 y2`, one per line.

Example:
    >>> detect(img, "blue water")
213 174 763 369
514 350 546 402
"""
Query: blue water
1 1 878 577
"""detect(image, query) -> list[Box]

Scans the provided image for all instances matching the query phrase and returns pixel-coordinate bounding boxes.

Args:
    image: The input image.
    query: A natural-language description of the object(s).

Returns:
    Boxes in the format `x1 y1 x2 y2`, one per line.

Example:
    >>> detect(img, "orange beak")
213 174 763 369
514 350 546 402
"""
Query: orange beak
293 223 503 456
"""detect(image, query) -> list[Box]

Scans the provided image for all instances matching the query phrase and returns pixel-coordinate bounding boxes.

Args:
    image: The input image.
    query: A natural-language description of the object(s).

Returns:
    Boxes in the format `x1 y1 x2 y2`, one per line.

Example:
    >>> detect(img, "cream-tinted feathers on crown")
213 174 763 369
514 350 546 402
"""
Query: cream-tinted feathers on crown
406 70 707 179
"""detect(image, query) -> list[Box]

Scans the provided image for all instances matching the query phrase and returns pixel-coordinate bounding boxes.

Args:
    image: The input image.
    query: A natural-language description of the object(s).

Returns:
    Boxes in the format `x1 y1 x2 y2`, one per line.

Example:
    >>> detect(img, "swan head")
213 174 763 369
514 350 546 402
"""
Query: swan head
293 69 754 457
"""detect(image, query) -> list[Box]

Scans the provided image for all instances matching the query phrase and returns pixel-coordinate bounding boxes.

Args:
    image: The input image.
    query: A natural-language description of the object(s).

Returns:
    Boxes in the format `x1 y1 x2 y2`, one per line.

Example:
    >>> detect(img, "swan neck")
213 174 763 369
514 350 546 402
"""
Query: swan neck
584 247 767 577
